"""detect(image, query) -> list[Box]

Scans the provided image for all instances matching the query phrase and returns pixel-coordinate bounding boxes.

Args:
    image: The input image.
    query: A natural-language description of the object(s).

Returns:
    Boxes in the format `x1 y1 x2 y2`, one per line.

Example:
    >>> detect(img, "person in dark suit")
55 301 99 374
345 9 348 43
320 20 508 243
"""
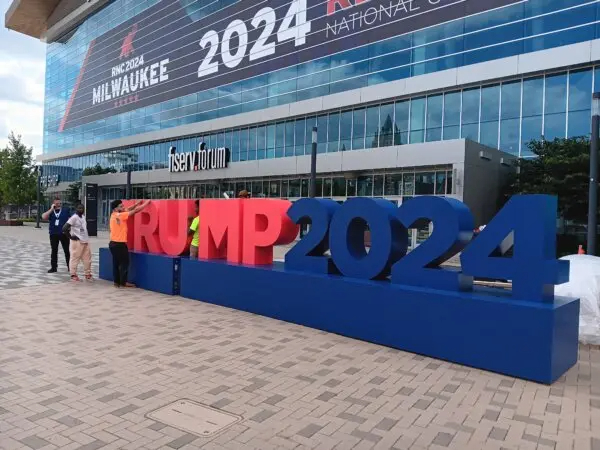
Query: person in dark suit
41 197 71 273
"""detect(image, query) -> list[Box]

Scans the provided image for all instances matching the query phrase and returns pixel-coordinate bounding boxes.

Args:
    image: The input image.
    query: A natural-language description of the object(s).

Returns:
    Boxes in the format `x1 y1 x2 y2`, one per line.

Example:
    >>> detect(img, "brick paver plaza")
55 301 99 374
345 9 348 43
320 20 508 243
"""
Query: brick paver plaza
1 227 600 450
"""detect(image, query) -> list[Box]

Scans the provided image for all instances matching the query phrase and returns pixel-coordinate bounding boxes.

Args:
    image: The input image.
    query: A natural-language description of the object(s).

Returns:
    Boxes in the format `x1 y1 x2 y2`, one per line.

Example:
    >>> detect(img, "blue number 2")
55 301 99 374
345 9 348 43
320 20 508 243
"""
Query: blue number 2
461 195 569 302
392 196 474 291
285 199 340 274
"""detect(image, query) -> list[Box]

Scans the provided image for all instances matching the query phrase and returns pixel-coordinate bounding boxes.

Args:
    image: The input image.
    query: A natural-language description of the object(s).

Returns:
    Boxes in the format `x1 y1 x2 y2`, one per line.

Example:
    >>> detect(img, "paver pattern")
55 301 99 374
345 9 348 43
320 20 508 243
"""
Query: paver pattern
0 236 99 290
1 227 600 450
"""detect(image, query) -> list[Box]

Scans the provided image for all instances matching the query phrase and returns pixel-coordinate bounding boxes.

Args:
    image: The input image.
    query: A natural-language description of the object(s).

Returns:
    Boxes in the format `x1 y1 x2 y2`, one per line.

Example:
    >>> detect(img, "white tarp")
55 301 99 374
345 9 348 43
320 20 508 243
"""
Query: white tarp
555 254 600 345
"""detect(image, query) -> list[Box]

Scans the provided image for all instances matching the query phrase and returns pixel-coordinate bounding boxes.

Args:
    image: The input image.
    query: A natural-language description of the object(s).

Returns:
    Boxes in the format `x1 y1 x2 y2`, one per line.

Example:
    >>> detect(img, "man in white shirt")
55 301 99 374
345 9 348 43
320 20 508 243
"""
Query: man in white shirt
62 203 92 282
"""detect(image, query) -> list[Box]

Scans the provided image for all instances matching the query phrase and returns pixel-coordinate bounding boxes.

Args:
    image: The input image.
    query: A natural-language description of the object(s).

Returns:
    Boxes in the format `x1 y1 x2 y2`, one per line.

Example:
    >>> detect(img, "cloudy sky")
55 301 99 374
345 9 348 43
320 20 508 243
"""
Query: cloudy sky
0 0 46 156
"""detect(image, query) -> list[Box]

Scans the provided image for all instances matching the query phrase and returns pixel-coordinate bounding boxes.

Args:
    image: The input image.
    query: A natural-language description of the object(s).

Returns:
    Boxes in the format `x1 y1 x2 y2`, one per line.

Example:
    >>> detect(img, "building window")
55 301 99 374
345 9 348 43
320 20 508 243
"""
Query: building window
426 95 443 142
544 72 567 141
352 109 366 150
443 91 460 140
461 88 480 141
410 97 426 144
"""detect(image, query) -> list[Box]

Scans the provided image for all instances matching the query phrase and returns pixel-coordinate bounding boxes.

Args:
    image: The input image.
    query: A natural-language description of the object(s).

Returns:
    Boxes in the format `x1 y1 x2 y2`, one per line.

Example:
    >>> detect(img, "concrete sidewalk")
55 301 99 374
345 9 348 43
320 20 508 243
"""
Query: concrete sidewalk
0 226 598 450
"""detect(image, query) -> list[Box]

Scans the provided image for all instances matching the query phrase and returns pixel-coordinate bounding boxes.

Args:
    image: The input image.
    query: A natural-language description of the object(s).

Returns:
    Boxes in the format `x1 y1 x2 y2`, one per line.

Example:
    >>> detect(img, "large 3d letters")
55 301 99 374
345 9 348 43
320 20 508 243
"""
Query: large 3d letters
199 199 244 263
158 200 196 256
242 199 299 265
133 201 161 253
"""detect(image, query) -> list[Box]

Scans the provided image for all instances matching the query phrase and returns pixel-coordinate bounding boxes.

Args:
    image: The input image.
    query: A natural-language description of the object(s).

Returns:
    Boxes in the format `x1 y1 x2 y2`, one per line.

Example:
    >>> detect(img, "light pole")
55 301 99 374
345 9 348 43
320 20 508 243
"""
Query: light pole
35 165 42 229
588 93 600 255
310 126 317 198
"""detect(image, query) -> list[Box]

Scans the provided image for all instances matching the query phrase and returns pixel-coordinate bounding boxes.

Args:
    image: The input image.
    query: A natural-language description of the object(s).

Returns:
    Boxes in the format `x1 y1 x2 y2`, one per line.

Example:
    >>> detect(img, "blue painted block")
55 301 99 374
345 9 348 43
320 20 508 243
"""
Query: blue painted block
180 258 579 384
99 248 181 295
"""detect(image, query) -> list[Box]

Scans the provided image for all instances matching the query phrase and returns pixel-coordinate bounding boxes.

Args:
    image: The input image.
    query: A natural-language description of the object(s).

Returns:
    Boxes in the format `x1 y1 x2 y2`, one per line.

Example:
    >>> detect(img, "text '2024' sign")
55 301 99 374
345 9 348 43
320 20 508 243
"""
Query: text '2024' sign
126 195 568 303
59 0 522 130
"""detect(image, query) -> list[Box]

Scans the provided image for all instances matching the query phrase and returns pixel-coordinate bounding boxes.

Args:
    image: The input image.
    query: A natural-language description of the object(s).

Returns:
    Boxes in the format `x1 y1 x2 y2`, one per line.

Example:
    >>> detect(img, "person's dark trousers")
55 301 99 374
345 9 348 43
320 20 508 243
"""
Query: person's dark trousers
109 241 129 286
50 233 70 270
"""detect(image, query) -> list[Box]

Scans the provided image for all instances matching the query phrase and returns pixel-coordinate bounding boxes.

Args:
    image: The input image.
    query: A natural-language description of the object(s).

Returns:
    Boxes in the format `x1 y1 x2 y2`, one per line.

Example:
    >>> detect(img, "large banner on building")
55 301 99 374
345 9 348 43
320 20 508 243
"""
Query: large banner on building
59 0 521 131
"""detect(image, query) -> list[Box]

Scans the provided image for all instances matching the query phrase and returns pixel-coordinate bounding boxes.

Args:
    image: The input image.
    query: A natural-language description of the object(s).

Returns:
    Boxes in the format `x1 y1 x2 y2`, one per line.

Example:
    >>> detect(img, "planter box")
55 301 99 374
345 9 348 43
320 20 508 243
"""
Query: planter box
0 220 23 226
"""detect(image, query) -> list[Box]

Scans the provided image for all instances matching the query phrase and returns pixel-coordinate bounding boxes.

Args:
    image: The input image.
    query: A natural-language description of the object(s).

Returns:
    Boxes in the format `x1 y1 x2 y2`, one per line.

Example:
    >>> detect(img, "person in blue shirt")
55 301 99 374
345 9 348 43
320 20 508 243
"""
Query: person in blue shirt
41 197 71 273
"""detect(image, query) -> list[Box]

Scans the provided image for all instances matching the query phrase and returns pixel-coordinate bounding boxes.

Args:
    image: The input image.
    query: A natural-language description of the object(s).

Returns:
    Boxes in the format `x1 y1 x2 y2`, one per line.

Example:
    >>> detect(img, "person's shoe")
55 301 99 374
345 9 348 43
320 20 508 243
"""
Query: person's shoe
124 282 136 288
85 274 94 281
70 275 81 282
47 268 57 273
113 283 121 289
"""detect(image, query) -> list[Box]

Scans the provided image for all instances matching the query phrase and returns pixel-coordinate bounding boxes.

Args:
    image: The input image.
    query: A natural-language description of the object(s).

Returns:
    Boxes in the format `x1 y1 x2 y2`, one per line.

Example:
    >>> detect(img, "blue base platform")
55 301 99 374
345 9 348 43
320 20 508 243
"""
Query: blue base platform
180 258 579 384
99 248 181 295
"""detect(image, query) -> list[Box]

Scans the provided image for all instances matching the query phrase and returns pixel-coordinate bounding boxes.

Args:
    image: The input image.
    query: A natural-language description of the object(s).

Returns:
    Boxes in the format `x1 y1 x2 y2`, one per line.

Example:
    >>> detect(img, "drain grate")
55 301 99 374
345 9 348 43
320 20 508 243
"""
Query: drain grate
147 399 242 438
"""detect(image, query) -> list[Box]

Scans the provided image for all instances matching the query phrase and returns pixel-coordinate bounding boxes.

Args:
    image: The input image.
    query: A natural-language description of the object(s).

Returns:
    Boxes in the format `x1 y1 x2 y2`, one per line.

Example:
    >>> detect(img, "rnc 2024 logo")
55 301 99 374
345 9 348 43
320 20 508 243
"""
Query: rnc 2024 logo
91 23 171 108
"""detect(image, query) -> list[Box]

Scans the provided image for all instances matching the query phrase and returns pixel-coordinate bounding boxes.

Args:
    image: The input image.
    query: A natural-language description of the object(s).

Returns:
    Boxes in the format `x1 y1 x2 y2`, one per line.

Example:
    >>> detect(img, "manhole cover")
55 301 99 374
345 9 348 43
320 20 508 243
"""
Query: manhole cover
147 399 241 437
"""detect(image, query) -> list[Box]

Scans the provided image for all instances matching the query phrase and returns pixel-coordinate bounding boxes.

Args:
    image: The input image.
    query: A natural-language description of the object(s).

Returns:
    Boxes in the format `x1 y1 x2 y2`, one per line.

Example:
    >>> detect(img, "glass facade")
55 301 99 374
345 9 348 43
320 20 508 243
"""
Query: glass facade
95 168 452 226
44 0 600 153
44 66 599 183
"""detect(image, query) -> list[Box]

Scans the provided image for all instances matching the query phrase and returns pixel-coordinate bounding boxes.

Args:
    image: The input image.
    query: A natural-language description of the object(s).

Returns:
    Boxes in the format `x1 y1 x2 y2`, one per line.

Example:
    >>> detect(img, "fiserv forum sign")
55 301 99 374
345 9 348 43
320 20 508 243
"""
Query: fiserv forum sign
59 0 522 131
168 144 229 172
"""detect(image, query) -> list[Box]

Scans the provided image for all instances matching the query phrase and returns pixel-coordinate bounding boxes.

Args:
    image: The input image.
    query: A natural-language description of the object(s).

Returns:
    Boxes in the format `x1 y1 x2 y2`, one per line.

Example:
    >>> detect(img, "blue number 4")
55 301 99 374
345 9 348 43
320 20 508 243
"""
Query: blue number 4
461 195 569 302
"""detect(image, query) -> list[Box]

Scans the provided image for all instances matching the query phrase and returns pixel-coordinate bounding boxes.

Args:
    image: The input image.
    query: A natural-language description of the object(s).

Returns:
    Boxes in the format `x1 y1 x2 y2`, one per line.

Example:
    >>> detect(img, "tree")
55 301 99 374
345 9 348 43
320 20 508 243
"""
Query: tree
504 137 598 224
65 164 117 204
0 133 37 206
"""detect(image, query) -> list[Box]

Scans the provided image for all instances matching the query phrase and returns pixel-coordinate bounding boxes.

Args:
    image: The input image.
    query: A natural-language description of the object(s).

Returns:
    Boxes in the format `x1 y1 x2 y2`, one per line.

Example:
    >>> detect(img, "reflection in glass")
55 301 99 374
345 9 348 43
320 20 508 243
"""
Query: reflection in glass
384 173 403 196
443 91 460 140
394 101 410 144
275 122 285 158
378 104 394 147
328 113 340 152
294 119 305 156
501 81 521 119
410 98 426 143
461 88 480 140
520 115 542 157
415 172 435 195
366 106 380 149
426 95 443 142
301 179 309 197
403 173 415 196
357 175 373 196
323 178 332 197
435 172 447 195
248 128 257 160
317 115 328 153
268 180 280 198
340 111 352 151
544 113 566 141
283 121 294 157
500 118 520 155
347 179 357 197
266 124 275 159
352 109 365 150
522 77 544 117
545 73 567 114
568 110 591 138
332 177 346 196
289 179 301 197
374 175 384 196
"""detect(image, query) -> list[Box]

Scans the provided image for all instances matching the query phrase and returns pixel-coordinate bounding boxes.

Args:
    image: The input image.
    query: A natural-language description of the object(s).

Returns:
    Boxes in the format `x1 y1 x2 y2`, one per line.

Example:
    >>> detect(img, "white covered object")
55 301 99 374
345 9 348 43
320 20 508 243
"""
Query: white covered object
555 254 600 345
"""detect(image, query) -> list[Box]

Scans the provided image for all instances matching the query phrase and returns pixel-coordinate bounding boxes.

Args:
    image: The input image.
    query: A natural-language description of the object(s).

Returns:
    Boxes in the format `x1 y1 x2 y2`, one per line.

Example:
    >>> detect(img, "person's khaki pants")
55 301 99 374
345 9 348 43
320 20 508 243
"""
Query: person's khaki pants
70 240 92 277
189 245 199 259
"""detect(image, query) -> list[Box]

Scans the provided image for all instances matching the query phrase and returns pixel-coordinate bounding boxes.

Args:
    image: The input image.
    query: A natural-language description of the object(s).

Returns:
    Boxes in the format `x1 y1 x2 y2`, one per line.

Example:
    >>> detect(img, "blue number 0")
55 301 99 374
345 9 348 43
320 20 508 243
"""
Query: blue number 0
392 196 474 291
329 198 407 280
460 195 569 302
285 199 340 274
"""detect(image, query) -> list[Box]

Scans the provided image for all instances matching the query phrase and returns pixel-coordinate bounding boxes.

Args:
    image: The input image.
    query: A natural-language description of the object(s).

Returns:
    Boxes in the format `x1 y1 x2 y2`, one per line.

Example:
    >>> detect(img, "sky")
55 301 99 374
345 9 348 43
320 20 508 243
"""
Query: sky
0 0 46 157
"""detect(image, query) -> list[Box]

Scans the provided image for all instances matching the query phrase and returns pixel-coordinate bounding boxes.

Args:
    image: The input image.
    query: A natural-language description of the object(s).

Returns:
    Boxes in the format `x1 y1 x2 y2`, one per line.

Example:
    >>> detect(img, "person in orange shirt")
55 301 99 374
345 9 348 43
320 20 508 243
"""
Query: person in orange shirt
109 199 150 288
